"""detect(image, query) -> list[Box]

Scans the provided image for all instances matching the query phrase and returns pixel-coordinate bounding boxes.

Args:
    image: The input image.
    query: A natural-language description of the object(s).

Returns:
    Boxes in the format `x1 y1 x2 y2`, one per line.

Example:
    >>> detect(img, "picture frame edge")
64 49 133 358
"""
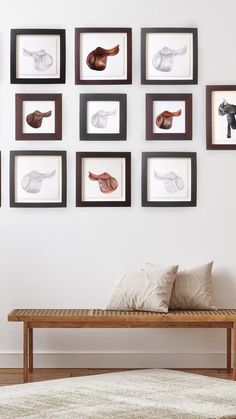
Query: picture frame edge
141 27 198 85
76 151 131 207
15 93 62 141
75 27 132 85
206 84 236 150
141 151 197 207
79 93 127 141
9 150 66 207
146 93 193 141
10 29 66 85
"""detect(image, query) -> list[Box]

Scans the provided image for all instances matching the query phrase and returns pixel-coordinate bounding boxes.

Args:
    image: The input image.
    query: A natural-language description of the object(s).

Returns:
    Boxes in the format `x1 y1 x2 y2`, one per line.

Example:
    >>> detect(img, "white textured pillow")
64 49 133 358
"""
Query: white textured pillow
145 262 216 310
106 265 178 313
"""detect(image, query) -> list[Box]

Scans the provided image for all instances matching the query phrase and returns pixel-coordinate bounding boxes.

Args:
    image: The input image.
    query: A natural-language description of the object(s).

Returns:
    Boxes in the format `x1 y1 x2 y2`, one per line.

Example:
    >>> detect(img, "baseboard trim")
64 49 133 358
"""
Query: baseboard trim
0 352 230 369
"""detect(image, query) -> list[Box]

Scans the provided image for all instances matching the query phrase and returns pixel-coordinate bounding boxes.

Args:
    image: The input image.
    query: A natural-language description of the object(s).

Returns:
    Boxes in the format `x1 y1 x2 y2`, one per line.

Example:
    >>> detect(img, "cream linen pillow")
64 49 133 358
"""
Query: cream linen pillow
106 265 178 313
145 262 216 310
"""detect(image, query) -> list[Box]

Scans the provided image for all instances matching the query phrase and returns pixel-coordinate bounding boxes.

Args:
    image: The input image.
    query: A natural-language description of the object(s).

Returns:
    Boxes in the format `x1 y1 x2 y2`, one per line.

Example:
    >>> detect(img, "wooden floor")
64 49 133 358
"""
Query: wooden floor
0 368 233 387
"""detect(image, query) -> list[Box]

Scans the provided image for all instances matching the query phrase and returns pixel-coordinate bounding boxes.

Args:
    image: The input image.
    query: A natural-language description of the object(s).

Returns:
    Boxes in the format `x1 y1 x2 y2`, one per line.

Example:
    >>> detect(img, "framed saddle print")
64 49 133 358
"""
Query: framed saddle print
80 93 127 141
142 152 197 207
76 152 131 206
10 29 66 84
10 151 67 207
141 28 198 84
146 93 192 141
206 85 236 149
15 93 62 141
75 28 132 84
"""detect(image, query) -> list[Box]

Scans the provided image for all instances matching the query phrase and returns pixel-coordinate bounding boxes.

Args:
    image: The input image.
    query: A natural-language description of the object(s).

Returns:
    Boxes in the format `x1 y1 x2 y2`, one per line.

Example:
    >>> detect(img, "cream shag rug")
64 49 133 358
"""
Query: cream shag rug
0 369 236 419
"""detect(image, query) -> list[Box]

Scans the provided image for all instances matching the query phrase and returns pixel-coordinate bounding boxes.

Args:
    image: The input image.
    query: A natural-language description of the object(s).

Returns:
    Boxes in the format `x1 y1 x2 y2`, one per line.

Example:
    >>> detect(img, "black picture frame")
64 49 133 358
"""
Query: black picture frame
146 93 192 141
15 93 62 141
10 151 67 207
75 28 132 85
141 28 198 85
10 29 66 84
142 152 197 207
76 152 131 207
206 85 236 150
80 94 127 141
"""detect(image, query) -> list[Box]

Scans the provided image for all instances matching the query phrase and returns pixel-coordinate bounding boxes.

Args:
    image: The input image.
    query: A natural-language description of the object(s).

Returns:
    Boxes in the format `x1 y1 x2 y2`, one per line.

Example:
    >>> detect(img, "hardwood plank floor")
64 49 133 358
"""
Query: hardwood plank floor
0 368 233 387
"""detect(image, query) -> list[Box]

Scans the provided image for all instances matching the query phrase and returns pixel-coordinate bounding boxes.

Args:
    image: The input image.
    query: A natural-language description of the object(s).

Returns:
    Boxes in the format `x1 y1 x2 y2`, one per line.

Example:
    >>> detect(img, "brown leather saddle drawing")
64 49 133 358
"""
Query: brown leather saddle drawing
156 109 182 130
88 172 118 194
86 45 119 71
26 110 52 128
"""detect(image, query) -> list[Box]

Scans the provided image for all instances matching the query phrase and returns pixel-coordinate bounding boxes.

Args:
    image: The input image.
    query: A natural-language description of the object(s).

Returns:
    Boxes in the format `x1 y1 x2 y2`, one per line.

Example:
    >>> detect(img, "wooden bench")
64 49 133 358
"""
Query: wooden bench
8 308 236 382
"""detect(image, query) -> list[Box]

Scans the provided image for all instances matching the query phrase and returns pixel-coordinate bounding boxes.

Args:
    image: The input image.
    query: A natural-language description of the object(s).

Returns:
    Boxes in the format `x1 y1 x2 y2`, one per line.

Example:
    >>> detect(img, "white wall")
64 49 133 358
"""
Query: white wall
1 0 236 368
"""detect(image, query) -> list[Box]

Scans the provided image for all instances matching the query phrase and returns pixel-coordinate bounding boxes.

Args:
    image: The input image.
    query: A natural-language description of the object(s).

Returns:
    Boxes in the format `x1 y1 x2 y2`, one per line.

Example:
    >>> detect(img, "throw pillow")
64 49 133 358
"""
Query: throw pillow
106 265 178 313
145 261 216 310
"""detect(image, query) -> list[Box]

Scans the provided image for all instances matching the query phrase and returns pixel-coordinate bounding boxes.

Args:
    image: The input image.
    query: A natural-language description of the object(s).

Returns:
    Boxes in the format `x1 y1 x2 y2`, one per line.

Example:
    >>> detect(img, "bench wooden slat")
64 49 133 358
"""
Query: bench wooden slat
8 308 236 323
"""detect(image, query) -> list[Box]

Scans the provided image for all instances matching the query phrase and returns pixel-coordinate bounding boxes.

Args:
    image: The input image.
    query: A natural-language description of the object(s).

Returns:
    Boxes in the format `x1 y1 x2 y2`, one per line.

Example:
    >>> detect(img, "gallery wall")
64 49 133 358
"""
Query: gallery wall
1 0 236 368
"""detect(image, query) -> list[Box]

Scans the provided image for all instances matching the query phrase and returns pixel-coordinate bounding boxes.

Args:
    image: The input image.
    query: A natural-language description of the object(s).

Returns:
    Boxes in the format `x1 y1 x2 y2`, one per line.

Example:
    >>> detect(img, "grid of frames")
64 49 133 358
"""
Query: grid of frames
5 25 228 208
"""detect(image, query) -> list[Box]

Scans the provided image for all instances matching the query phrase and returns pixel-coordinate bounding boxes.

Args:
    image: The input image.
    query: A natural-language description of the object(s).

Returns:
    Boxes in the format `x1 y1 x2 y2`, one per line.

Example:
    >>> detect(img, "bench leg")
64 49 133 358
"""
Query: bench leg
233 322 236 380
29 328 33 372
227 328 232 373
23 322 29 383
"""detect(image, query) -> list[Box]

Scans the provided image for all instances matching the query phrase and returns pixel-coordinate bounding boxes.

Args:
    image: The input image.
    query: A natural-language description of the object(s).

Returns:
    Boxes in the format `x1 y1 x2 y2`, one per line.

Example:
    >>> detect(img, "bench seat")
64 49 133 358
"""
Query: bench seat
8 308 236 382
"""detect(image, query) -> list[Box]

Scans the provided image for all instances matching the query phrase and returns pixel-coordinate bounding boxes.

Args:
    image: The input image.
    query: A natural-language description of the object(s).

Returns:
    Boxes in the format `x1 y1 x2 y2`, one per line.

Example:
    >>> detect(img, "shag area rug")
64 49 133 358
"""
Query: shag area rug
0 369 236 419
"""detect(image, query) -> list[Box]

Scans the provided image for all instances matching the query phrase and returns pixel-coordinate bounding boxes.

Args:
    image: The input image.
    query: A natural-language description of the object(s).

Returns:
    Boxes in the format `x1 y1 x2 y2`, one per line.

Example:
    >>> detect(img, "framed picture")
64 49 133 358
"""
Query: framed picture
206 85 236 149
10 29 66 84
146 93 192 141
15 94 62 141
76 152 131 206
10 151 66 207
141 28 198 84
142 152 196 207
75 28 132 84
80 94 127 141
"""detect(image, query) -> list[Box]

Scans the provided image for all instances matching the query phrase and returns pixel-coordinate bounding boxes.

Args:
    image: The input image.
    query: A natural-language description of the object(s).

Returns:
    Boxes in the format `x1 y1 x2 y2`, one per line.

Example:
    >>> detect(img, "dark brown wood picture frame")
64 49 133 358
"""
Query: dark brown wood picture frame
10 29 66 84
15 94 62 141
75 28 132 84
76 152 131 207
141 28 198 85
10 151 67 207
80 94 127 141
142 152 197 207
146 93 192 141
206 85 236 150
